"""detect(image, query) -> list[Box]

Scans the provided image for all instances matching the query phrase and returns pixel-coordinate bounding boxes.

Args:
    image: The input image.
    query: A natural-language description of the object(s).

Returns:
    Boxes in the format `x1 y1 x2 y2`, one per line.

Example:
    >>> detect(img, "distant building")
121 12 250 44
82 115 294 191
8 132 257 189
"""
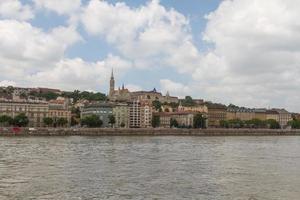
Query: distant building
226 107 255 121
48 98 71 127
266 110 279 122
154 112 196 128
129 100 141 128
178 102 208 113
113 103 129 128
271 109 292 128
206 103 227 127
254 109 267 121
0 100 49 127
81 102 114 127
108 69 178 103
140 101 153 128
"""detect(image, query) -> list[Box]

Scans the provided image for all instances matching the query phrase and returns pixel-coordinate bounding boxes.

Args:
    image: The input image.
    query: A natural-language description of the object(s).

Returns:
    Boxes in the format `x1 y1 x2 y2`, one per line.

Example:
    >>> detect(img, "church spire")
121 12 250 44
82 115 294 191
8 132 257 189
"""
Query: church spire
111 68 114 79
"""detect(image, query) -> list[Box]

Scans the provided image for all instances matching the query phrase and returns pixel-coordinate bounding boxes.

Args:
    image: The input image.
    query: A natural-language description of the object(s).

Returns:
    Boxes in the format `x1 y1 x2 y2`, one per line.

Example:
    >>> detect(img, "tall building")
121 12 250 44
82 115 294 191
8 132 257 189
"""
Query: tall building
140 101 153 128
129 100 140 128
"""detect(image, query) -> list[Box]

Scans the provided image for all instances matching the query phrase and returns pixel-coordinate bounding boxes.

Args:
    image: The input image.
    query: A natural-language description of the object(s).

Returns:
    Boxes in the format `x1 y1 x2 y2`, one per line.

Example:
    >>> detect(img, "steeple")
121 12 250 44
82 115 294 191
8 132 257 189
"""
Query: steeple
111 68 114 79
122 83 125 90
109 68 115 98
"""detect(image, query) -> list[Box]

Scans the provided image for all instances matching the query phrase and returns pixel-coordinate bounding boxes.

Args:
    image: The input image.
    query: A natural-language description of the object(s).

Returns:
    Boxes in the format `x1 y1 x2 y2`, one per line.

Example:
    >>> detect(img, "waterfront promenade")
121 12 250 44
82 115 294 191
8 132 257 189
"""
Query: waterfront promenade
1 127 300 136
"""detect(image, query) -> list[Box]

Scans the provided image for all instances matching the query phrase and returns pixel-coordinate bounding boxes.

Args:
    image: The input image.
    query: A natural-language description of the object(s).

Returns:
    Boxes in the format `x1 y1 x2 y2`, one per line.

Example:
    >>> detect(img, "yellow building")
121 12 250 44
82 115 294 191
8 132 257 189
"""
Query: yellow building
206 103 227 127
0 100 49 127
113 103 129 128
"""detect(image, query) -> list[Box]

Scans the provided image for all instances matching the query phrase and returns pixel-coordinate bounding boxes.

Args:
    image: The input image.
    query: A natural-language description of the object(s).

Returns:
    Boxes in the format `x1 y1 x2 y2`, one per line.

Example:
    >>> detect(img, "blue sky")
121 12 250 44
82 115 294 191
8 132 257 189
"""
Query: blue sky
1 0 300 111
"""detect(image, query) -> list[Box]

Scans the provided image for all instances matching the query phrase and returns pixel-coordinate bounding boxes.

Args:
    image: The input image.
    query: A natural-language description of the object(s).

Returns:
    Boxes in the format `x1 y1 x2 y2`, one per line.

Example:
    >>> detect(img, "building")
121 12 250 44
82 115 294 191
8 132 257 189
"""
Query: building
81 102 114 127
272 109 292 128
129 100 141 128
108 70 132 102
266 110 279 122
206 103 227 127
178 102 208 113
131 89 178 104
226 107 255 121
108 69 178 103
48 98 71 127
154 112 196 128
113 103 129 128
140 101 153 128
0 100 49 127
254 109 267 121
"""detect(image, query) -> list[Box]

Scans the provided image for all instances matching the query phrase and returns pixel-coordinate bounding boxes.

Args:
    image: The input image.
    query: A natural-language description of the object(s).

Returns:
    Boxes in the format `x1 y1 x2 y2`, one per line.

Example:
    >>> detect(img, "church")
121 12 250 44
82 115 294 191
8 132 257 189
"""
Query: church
108 70 179 104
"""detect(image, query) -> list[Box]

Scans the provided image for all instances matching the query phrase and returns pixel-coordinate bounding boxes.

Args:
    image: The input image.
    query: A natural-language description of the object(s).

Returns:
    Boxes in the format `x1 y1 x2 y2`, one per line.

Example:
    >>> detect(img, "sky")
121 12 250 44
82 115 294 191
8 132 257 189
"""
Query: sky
0 0 300 112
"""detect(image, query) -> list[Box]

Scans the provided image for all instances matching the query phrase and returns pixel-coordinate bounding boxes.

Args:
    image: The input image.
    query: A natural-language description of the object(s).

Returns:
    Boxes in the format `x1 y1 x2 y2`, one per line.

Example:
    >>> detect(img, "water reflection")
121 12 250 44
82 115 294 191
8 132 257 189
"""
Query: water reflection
0 136 300 199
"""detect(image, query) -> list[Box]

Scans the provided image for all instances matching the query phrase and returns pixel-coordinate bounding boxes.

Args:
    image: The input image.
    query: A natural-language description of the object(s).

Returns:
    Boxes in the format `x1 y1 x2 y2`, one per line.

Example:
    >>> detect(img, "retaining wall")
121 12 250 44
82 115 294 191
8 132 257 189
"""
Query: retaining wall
1 127 300 136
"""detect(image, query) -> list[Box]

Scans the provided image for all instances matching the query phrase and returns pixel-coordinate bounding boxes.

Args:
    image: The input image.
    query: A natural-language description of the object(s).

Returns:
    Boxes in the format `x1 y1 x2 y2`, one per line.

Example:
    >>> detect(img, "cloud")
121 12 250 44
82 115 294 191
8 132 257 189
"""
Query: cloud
33 0 81 15
190 0 300 111
0 80 17 87
0 20 81 71
0 0 34 21
81 0 198 70
160 79 192 98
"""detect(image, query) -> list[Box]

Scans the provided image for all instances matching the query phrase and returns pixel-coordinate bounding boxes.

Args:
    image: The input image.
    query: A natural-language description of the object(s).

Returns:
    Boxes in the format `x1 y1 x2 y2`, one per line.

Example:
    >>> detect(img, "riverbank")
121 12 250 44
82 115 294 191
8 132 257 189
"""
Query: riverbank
1 127 300 136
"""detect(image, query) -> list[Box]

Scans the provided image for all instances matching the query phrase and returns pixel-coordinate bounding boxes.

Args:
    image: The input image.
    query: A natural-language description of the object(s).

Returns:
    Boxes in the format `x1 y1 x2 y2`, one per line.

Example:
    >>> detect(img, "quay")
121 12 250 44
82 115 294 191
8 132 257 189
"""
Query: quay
1 128 300 136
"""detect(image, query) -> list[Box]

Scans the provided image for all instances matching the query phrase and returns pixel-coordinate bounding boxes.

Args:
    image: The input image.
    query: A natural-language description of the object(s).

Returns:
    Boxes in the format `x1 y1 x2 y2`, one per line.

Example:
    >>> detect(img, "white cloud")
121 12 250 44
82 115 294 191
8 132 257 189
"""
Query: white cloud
0 80 16 87
0 20 81 72
33 0 81 15
126 84 143 92
0 0 33 21
160 79 192 98
81 0 198 70
190 0 300 111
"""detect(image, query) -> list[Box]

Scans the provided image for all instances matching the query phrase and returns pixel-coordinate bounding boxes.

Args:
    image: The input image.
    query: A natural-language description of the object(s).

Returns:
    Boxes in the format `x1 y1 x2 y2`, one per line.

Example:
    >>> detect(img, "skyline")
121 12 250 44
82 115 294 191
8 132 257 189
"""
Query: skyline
0 0 300 112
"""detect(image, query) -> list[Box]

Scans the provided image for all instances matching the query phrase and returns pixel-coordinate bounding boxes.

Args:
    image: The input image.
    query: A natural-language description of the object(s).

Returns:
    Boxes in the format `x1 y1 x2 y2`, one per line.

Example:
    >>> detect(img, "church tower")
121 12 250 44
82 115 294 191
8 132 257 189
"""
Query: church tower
109 69 115 98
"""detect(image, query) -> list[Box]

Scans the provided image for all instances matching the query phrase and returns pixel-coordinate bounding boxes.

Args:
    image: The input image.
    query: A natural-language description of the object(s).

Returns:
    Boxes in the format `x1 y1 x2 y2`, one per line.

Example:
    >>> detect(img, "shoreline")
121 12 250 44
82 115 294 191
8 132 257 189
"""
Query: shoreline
1 127 300 136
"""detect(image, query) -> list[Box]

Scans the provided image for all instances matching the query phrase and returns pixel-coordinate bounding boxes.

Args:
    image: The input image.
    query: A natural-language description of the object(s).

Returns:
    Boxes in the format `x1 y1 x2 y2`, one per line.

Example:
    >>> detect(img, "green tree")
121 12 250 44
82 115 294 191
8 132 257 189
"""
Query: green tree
81 115 103 127
170 118 179 128
12 113 29 127
288 120 300 129
43 117 53 127
152 100 162 111
266 119 280 129
0 115 13 126
183 96 194 106
152 115 160 128
57 118 68 127
193 113 206 129
220 120 229 128
108 115 116 127
120 122 126 128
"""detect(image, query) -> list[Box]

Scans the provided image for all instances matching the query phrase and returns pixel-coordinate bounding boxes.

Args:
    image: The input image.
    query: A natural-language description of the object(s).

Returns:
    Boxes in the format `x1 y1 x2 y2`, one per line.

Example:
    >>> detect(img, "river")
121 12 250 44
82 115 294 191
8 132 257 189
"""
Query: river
0 136 300 200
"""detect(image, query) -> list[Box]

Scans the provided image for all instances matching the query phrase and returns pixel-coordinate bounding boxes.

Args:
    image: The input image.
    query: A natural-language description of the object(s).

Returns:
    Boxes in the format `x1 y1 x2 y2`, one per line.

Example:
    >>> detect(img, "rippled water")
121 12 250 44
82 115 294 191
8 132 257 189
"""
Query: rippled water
0 136 300 200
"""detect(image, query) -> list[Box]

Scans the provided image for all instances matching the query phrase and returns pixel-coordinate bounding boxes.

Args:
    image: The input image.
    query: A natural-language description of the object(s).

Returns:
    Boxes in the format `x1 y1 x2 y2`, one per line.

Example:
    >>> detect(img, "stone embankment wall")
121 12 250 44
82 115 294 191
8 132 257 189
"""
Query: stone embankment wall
1 127 300 136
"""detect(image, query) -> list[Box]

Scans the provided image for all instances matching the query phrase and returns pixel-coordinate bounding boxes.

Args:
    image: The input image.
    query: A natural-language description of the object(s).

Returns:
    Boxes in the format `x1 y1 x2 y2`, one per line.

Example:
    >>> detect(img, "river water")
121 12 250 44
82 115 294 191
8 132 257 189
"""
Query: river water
0 136 299 200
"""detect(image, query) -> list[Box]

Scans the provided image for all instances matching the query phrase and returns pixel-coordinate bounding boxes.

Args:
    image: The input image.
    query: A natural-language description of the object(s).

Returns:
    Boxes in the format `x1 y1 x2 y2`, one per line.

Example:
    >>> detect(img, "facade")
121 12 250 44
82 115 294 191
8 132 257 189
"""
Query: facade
266 110 279 122
178 103 208 113
113 103 129 128
226 107 255 121
254 109 267 121
140 101 153 128
155 112 195 128
129 100 141 128
48 98 71 127
206 103 227 127
272 109 292 128
0 100 49 127
81 102 114 127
